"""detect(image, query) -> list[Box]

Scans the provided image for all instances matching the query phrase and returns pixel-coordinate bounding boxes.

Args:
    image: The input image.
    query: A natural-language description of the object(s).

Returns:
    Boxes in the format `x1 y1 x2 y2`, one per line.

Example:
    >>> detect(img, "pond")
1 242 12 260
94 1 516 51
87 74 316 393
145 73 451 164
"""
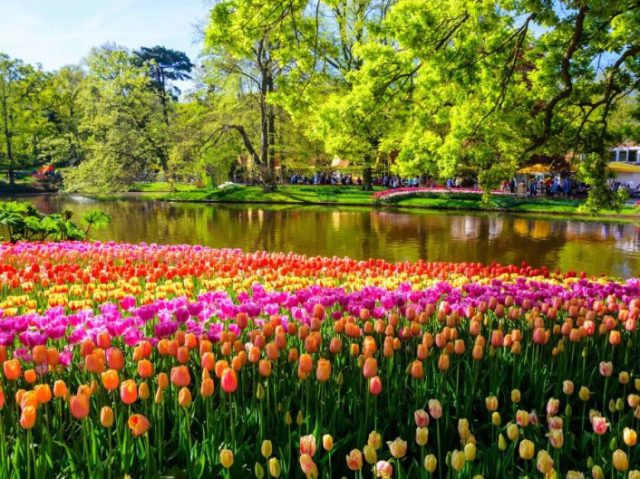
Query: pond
14 194 640 278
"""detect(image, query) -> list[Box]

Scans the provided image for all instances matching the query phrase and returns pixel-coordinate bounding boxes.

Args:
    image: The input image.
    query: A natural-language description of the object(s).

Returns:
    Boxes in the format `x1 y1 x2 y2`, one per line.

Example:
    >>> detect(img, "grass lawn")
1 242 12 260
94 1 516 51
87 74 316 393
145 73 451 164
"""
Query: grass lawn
165 184 379 205
164 185 640 219
129 182 200 193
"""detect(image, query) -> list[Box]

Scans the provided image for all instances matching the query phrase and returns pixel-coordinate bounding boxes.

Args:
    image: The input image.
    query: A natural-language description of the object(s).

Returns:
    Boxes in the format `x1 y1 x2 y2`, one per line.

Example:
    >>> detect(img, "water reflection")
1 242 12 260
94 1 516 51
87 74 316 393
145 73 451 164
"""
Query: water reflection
13 195 640 278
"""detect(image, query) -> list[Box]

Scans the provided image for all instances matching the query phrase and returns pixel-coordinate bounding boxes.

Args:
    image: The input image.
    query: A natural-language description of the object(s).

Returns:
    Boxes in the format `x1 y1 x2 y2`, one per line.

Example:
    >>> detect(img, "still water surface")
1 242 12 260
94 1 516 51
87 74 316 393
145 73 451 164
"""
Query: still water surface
18 194 640 278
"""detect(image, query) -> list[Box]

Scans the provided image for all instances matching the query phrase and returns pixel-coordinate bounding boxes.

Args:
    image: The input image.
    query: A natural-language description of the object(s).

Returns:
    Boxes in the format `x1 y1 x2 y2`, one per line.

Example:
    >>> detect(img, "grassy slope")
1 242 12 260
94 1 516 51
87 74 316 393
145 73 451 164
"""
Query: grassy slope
164 185 639 218
129 182 199 193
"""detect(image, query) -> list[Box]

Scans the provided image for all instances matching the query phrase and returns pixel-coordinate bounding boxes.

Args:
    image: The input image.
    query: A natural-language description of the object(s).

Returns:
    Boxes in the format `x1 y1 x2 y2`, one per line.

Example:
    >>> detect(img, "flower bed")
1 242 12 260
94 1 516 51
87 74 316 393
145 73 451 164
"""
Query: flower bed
0 242 638 478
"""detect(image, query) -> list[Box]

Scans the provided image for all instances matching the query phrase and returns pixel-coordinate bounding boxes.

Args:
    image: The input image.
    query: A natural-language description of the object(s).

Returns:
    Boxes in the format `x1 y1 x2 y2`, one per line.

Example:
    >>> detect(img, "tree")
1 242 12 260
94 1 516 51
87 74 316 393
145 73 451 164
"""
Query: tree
39 65 86 166
0 54 48 185
133 46 193 125
64 45 169 192
273 0 396 190
203 0 311 190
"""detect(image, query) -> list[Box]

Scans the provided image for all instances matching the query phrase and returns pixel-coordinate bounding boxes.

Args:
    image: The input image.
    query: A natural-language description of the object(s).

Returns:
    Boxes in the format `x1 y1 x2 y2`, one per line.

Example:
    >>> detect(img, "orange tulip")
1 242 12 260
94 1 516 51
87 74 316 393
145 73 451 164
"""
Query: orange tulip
100 406 114 428
200 378 215 397
157 372 169 390
177 346 190 364
316 358 332 382
170 365 191 387
101 369 120 391
20 405 37 429
70 394 90 420
363 357 378 378
120 379 138 405
128 413 151 437
138 382 151 400
20 391 39 410
369 376 382 396
298 354 313 375
34 384 52 404
137 359 154 378
24 368 37 384
221 368 238 393
259 359 272 377
201 352 215 371
53 380 68 399
107 348 124 370
32 345 47 364
85 353 105 374
410 360 424 379
178 387 192 407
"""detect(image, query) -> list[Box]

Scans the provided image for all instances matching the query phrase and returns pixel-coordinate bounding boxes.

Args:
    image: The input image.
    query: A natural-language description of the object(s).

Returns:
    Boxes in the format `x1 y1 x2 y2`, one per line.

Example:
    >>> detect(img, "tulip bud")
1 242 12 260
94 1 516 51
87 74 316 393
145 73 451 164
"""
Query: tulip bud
623 427 637 446
612 449 628 471
220 449 234 469
609 437 618 451
536 450 554 474
363 444 377 464
416 427 428 446
450 449 465 471
261 440 272 459
138 382 150 401
368 431 382 449
256 383 265 401
492 412 501 426
562 380 574 395
424 454 437 473
565 404 572 417
591 465 604 479
619 371 630 384
616 398 624 412
463 443 476 461
322 434 333 451
296 410 304 426
100 406 114 428
498 434 507 451
485 395 498 411
578 386 590 401
284 411 292 425
506 422 519 441
518 439 535 460
254 462 264 479
268 457 281 478
511 389 521 403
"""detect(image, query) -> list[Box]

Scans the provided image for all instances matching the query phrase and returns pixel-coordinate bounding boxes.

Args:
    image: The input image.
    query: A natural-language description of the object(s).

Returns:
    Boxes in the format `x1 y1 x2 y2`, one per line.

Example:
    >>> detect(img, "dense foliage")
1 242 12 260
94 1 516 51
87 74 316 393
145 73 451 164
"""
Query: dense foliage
1 1 640 207
0 202 111 242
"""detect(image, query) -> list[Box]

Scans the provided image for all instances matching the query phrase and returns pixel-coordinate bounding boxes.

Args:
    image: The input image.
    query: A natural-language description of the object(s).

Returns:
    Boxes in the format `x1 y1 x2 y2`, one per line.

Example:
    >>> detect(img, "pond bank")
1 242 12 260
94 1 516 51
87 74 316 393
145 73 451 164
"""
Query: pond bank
161 185 640 223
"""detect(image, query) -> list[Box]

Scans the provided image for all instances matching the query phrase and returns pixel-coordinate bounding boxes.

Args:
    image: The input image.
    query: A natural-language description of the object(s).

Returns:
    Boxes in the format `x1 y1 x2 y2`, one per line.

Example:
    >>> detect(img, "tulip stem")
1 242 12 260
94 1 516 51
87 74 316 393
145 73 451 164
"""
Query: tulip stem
82 420 92 478
26 429 32 479
436 420 442 479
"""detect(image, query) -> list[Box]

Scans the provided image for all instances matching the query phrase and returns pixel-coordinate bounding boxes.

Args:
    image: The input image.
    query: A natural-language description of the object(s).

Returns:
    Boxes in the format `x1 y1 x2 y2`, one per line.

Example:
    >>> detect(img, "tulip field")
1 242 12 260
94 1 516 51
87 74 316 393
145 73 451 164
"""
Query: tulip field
0 241 639 478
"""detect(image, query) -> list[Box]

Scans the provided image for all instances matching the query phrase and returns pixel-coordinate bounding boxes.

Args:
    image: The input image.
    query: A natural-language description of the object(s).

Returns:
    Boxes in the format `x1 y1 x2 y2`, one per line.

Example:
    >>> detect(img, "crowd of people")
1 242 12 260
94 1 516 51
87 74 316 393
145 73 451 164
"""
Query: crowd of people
288 172 435 188
505 176 579 198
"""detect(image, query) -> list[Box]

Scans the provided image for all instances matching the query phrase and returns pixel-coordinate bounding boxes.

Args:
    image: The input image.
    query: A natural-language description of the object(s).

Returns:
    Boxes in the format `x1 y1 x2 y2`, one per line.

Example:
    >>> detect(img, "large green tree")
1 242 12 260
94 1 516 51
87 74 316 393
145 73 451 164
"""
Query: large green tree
328 0 640 208
64 45 169 192
203 0 313 189
0 54 49 185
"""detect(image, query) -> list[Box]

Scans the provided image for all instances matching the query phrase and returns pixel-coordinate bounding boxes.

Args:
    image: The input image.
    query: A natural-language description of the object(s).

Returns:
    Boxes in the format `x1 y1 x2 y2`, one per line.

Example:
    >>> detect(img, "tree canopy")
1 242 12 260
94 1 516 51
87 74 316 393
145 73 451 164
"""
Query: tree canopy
0 1 639 209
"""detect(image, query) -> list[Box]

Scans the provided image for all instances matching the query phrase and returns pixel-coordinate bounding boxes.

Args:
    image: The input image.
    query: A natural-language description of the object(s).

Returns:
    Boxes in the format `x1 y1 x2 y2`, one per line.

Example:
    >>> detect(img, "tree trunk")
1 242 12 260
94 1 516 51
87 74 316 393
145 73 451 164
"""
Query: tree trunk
265 73 277 192
361 153 373 191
